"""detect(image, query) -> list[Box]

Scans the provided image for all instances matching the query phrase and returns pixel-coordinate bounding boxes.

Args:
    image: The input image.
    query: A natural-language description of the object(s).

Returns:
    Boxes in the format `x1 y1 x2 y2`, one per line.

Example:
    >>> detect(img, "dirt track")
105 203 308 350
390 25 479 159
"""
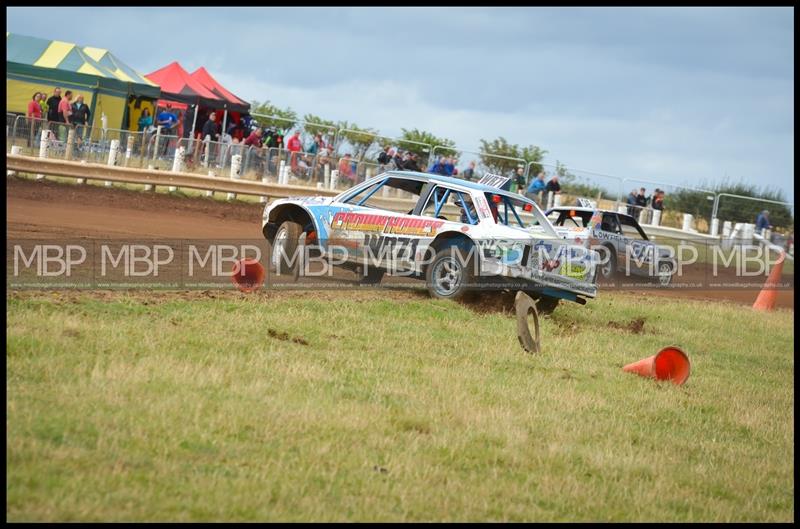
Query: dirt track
6 177 793 309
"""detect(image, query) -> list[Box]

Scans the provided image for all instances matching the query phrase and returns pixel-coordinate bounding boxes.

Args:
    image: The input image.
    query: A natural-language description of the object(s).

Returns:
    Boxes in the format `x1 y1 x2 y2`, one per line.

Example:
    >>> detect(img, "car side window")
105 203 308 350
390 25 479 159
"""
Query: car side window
420 186 477 224
601 213 621 234
618 215 648 240
342 177 423 214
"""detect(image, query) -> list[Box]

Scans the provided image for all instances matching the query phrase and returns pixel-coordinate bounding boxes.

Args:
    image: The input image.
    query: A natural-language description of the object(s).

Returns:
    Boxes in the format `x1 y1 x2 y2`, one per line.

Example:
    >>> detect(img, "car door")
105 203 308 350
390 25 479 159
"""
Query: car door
617 214 654 275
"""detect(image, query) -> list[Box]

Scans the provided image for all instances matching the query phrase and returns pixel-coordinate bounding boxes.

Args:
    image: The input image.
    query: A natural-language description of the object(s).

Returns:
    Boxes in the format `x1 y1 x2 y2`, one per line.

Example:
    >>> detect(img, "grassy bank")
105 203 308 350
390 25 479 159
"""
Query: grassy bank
6 289 794 521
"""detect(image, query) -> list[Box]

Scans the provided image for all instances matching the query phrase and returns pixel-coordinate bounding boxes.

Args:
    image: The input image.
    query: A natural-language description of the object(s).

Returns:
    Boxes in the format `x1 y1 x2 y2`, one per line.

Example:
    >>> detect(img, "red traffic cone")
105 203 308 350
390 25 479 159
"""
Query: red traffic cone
622 346 691 385
753 250 786 311
231 258 265 293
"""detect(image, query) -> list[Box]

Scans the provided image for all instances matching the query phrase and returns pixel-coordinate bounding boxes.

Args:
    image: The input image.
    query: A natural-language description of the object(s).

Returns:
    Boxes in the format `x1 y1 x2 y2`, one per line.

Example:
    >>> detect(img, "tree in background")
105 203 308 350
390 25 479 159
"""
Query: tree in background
302 114 337 144
335 121 379 161
398 128 457 166
250 100 297 131
478 137 547 181
551 160 606 200
521 145 548 178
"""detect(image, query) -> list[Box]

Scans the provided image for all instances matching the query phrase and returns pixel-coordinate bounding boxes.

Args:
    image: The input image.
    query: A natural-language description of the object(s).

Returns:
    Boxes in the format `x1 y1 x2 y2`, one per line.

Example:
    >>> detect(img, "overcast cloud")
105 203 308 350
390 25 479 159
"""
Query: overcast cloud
7 7 794 198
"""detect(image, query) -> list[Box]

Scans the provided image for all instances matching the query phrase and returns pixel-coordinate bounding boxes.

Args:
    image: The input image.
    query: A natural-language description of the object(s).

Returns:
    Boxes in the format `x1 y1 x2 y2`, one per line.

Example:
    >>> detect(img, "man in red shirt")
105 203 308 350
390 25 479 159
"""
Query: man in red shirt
286 130 302 173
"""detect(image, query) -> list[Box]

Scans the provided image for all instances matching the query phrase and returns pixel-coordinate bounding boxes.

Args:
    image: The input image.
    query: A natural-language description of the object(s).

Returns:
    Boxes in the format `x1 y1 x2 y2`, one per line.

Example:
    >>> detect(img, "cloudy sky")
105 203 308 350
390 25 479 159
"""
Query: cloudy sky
7 7 794 198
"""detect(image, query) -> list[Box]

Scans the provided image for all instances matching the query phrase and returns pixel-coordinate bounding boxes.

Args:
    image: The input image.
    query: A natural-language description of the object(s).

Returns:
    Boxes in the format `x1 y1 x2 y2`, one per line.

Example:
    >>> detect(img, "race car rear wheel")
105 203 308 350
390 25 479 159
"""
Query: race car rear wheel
426 246 475 301
269 220 304 281
599 246 617 281
657 262 673 286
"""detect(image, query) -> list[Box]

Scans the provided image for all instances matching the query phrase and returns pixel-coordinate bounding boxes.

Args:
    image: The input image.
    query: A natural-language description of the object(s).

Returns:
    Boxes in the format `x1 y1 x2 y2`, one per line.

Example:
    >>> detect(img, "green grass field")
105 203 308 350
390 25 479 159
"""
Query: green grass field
6 289 794 522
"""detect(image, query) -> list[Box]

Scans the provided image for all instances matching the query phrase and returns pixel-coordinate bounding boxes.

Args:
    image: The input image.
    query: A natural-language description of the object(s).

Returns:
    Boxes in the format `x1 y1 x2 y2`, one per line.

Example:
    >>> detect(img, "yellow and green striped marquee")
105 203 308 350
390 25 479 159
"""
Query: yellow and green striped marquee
6 32 161 131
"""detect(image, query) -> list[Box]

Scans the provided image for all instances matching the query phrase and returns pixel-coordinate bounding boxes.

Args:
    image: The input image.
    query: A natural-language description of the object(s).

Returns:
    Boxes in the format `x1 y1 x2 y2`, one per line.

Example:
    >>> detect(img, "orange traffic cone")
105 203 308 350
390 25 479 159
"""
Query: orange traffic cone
753 250 786 311
231 258 265 293
622 346 691 385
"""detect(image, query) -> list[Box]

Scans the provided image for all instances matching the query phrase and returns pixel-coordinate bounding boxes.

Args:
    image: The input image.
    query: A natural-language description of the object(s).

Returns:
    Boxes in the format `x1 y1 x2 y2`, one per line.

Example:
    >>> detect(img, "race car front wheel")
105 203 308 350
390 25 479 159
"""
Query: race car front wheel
358 265 385 285
426 246 475 301
269 220 304 282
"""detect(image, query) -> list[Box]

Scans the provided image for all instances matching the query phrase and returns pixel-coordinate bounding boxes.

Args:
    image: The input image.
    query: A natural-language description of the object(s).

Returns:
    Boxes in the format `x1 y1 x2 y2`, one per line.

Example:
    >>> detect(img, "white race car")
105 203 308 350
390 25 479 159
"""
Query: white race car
546 205 676 286
262 171 599 311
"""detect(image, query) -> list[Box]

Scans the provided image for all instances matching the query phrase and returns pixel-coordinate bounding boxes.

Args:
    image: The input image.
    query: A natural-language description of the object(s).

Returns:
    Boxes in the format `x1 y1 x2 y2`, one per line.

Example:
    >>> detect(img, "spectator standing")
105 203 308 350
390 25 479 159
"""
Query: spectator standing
46 87 62 124
544 175 561 207
513 167 526 194
306 133 323 156
38 94 47 119
27 92 42 120
71 94 90 125
71 94 90 143
182 105 195 139
200 111 219 141
338 153 354 183
462 161 477 181
56 90 74 141
392 149 405 172
635 187 648 221
526 171 546 204
315 146 332 182
286 130 303 173
626 189 638 216
138 108 153 132
377 145 392 166
404 153 421 172
226 118 239 139
244 128 264 168
26 92 43 148
443 157 455 176
157 105 179 145
755 210 772 235
263 127 277 149
651 188 664 212
198 111 218 160
428 156 443 175
244 127 263 148
274 129 285 150
400 151 412 170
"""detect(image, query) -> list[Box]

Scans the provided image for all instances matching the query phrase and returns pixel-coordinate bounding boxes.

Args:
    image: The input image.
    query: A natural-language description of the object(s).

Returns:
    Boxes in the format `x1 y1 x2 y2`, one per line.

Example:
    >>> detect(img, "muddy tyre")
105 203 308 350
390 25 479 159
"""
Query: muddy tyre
269 220 304 282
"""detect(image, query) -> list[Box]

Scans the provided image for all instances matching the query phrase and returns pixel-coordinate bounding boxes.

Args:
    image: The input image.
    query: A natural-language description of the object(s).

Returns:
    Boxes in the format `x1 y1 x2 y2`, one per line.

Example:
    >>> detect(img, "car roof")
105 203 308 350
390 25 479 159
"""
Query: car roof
548 207 637 221
548 207 596 213
382 170 521 195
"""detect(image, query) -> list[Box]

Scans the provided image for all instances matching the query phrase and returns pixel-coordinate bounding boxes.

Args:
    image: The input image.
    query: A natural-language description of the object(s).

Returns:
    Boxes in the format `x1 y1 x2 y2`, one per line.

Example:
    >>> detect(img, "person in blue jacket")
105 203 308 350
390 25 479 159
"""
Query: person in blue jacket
756 210 772 234
526 171 547 204
443 157 455 176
